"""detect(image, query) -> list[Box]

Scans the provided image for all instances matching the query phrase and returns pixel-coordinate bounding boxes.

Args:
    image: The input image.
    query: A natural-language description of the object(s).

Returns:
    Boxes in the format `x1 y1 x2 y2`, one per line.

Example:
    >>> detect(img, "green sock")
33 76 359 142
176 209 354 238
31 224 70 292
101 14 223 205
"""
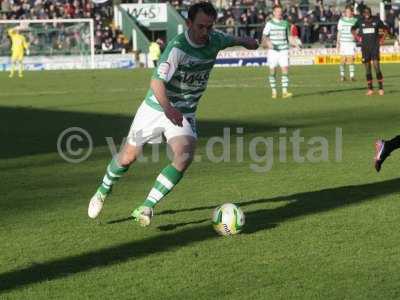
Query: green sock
268 74 277 93
340 64 345 77
349 64 355 78
143 164 183 208
98 157 129 195
282 74 289 93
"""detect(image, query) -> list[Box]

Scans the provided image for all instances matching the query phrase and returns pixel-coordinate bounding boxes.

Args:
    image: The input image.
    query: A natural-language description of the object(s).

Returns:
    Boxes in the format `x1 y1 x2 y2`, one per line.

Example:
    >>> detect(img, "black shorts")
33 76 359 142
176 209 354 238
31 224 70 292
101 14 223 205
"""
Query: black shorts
361 45 380 63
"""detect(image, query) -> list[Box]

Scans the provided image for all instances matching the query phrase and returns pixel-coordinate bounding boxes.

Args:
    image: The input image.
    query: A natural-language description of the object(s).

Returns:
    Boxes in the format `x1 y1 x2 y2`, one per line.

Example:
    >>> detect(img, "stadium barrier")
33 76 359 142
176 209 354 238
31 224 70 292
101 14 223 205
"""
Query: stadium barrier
0 54 136 71
1 46 399 71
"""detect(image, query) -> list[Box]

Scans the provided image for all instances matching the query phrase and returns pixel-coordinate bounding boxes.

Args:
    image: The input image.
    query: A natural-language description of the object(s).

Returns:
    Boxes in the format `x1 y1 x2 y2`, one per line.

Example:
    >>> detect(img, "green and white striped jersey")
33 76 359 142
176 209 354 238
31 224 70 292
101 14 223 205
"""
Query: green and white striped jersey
144 30 236 114
263 19 290 51
337 17 358 44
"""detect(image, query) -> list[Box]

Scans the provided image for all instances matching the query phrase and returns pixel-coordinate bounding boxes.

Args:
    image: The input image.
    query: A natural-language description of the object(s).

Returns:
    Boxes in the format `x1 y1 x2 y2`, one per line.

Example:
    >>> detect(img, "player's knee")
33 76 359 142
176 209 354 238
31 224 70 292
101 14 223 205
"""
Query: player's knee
118 144 140 166
170 137 196 172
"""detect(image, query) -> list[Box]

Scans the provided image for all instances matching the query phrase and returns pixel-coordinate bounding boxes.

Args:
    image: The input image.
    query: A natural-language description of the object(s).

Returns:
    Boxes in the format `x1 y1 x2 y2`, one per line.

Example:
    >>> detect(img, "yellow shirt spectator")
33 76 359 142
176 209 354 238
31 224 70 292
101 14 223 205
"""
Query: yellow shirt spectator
148 42 161 66
8 28 29 61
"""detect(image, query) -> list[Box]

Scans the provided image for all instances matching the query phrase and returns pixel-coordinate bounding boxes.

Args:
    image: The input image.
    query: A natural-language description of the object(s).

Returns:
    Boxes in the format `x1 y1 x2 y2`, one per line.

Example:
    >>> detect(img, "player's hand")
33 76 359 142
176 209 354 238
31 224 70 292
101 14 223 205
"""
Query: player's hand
26 49 30 56
165 106 183 127
237 37 259 50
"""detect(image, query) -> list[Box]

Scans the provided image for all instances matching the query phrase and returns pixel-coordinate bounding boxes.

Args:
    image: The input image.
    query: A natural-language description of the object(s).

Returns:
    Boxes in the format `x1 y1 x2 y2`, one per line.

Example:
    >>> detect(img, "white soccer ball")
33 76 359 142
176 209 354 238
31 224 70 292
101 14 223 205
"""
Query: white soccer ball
212 203 245 236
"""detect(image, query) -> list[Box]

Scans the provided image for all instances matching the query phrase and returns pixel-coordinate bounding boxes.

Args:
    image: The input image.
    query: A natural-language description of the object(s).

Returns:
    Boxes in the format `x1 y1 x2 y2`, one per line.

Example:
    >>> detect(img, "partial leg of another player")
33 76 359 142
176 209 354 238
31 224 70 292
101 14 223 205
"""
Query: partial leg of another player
375 136 400 172
9 58 16 78
339 56 346 81
364 61 374 96
268 68 277 99
281 66 292 98
131 135 196 226
18 59 24 78
88 143 139 219
372 59 384 95
348 56 355 81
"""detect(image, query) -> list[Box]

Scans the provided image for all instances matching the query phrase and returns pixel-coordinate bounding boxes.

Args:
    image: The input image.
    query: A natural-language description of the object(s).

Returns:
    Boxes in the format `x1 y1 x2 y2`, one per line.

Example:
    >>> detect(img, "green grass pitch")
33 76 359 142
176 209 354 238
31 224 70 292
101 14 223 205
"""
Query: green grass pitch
1 65 400 299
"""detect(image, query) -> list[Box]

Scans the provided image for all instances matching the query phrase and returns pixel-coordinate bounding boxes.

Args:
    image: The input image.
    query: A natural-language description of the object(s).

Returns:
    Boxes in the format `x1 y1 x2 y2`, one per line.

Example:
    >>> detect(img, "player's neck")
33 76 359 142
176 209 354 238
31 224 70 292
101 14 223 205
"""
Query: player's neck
186 29 208 47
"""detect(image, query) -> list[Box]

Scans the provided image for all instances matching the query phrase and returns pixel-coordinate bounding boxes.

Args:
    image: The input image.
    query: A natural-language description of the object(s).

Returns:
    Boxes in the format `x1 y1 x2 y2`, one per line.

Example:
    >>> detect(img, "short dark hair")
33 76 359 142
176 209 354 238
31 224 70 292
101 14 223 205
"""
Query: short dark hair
188 2 217 21
364 6 372 14
273 5 282 10
345 4 353 11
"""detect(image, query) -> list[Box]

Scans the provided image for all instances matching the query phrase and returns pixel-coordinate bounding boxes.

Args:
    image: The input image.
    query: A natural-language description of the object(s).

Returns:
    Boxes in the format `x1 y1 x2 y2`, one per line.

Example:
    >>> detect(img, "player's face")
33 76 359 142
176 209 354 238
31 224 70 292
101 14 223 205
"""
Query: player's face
345 8 353 18
273 7 283 19
363 9 371 19
187 11 215 45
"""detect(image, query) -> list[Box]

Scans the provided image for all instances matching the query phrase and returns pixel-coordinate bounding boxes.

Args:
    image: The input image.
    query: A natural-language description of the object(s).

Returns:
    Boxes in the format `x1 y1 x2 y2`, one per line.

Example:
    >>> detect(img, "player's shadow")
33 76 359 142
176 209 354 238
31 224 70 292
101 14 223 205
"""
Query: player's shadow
1 177 400 293
0 105 304 161
294 86 366 98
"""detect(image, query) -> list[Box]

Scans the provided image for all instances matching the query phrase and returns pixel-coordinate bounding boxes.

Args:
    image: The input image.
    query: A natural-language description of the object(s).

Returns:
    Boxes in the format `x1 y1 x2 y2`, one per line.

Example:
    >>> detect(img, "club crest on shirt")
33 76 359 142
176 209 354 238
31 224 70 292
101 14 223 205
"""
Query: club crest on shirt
157 62 170 80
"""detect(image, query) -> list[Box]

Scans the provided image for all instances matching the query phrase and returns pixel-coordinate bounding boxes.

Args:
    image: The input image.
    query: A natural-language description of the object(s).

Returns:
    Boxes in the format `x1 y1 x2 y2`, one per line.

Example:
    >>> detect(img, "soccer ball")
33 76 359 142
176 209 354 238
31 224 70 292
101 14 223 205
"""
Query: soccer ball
212 203 245 236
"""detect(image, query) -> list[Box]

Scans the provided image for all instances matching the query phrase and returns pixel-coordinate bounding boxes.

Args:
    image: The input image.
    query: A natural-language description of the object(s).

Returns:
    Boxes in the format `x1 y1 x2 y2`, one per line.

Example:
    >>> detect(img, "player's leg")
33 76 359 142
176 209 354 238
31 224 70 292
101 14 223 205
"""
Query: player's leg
88 102 160 219
88 143 140 219
268 68 277 99
280 51 291 98
348 56 355 81
372 59 384 95
374 136 400 172
281 66 291 98
339 56 346 81
9 56 16 78
267 50 278 98
18 57 24 78
132 135 196 226
361 47 374 95
364 61 373 95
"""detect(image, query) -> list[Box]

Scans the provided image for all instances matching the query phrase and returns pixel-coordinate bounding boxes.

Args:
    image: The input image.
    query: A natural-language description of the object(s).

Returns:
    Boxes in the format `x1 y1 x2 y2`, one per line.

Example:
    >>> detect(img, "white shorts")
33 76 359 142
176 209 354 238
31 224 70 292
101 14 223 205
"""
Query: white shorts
339 43 356 56
127 102 197 147
268 49 289 69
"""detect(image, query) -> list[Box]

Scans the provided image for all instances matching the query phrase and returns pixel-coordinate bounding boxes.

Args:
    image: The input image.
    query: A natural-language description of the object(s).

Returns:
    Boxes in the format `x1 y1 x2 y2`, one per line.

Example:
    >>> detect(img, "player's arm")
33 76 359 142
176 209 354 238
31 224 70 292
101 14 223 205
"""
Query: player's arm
22 36 30 55
336 20 341 49
378 19 388 45
351 21 361 43
261 35 273 49
150 79 183 126
231 36 259 50
260 23 273 49
150 48 184 126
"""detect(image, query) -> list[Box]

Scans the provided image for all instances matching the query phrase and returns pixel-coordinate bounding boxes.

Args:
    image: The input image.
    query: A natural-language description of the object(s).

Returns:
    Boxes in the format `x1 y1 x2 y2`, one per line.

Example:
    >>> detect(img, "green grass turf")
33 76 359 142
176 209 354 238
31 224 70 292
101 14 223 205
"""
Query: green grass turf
1 65 400 299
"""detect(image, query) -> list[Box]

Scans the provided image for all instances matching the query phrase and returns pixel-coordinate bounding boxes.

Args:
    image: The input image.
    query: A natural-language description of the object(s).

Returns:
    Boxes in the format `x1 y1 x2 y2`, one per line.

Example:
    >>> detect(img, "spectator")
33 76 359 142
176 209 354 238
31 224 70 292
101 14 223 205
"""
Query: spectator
386 9 396 36
225 11 235 35
301 16 312 44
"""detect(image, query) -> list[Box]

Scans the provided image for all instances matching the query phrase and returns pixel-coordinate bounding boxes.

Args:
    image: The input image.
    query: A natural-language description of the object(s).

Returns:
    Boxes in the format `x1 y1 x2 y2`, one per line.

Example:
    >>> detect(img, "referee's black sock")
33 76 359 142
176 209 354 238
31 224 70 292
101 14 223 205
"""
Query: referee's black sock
376 71 384 89
366 73 373 90
385 136 400 153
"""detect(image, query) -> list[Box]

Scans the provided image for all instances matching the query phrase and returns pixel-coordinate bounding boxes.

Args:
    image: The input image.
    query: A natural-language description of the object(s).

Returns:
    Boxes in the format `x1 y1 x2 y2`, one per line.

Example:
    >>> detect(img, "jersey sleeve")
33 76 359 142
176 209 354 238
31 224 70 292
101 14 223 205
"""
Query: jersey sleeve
337 19 342 32
152 45 184 83
263 23 271 37
351 19 360 32
8 28 16 37
22 36 29 49
214 30 236 50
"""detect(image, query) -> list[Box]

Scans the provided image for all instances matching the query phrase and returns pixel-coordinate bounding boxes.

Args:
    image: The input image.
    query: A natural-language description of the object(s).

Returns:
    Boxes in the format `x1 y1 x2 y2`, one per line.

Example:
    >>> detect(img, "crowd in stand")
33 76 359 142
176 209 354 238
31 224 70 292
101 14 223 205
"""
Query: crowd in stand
173 0 400 45
0 0 399 53
0 0 127 53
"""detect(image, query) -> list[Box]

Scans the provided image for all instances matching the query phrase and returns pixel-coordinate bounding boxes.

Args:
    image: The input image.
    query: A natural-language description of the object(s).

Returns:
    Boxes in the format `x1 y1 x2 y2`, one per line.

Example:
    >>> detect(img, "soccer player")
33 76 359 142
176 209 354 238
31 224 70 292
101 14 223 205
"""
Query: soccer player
8 26 29 78
351 7 387 96
261 5 297 99
87 2 258 225
374 137 400 172
337 5 358 81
